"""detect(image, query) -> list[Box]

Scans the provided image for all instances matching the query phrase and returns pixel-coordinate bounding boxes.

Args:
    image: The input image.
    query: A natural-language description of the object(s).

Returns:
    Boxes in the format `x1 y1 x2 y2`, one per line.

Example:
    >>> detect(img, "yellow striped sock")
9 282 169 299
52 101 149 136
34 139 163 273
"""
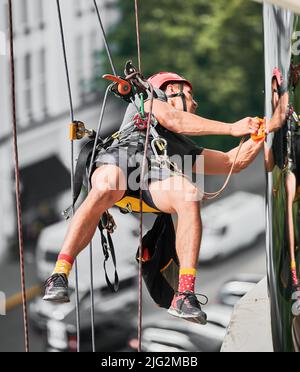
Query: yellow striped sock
291 261 297 270
53 260 72 278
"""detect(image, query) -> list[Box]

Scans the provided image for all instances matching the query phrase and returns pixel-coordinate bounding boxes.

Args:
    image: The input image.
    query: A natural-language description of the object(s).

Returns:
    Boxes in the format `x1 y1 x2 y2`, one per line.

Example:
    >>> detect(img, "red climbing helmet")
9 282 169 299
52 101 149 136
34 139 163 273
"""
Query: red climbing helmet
148 72 193 91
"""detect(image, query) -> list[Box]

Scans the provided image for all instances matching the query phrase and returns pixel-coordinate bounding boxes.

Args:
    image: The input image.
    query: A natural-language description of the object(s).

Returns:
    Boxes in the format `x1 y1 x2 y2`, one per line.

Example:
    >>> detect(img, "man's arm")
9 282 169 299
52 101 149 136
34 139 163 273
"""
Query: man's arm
193 139 264 175
266 92 289 133
191 92 288 175
145 99 260 137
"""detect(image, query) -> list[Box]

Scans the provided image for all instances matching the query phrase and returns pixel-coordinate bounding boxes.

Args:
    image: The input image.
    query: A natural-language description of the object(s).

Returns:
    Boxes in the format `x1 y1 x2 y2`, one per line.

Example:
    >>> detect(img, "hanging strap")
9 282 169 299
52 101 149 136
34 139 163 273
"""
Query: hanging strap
63 138 100 219
98 220 119 292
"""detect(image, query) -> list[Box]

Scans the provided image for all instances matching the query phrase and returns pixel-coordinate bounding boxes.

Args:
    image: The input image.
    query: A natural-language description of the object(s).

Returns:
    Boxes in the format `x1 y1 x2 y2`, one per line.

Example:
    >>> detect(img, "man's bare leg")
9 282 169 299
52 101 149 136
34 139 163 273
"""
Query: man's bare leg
149 176 202 267
61 165 126 258
285 172 299 288
149 176 206 324
44 164 126 302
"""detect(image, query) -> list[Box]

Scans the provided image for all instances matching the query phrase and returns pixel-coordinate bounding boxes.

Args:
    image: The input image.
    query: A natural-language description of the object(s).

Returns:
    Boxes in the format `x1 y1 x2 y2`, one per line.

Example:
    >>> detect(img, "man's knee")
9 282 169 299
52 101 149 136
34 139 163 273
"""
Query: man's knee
91 165 126 203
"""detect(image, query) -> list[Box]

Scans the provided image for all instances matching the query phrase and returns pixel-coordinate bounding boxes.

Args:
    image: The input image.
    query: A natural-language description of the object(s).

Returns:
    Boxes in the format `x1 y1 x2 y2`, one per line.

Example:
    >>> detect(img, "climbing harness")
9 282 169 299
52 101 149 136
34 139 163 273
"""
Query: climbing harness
8 0 30 353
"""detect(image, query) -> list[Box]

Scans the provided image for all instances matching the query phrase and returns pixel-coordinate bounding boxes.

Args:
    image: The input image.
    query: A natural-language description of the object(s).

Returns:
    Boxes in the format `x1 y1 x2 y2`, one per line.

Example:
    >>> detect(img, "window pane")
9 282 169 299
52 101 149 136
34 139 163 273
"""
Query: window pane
24 53 31 80
20 0 29 25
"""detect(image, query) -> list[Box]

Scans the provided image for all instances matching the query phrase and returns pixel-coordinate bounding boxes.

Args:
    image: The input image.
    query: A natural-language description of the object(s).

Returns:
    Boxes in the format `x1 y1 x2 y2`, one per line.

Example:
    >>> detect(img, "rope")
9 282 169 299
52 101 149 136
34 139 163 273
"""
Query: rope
138 85 155 352
86 85 112 353
93 0 117 76
134 0 142 73
203 137 246 200
133 0 148 352
56 0 81 352
8 0 30 353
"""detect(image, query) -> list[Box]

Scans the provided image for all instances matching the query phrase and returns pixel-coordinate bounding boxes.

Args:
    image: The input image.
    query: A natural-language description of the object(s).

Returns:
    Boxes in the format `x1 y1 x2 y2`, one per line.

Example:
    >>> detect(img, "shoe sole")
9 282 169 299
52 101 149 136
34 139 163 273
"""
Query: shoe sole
43 296 70 303
43 292 70 303
167 308 207 325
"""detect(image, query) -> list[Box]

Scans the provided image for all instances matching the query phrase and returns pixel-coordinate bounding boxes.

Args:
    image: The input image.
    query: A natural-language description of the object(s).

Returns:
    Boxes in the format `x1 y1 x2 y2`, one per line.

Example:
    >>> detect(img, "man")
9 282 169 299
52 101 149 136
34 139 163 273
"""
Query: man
44 72 287 324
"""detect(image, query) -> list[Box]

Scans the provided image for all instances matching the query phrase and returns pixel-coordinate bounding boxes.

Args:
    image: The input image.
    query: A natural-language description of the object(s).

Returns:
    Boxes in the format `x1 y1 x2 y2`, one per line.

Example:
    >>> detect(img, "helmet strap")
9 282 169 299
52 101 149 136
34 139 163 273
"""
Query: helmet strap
167 83 187 112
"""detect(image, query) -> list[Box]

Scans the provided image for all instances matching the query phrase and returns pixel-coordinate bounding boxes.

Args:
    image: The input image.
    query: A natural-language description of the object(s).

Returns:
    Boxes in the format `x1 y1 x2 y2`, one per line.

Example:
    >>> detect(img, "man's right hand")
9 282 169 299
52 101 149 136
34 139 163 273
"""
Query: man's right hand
231 117 261 137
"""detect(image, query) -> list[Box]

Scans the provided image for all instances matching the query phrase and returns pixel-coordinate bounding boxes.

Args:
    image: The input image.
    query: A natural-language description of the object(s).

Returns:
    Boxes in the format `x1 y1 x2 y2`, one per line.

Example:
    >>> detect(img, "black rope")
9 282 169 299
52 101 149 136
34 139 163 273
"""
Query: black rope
8 0 30 353
93 0 118 76
56 0 82 353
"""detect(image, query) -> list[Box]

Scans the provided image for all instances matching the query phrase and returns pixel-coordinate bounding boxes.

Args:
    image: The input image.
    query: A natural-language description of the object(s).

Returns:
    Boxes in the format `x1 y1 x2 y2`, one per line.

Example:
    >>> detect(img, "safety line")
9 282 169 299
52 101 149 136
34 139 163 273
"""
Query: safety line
134 0 142 73
93 0 118 76
87 85 112 353
204 137 246 200
56 0 82 353
8 0 30 353
133 0 152 352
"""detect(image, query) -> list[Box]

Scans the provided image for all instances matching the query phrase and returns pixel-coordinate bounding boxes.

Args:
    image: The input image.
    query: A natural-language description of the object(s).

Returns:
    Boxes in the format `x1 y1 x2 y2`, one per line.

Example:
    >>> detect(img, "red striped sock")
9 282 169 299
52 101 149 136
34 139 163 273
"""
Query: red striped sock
58 253 74 265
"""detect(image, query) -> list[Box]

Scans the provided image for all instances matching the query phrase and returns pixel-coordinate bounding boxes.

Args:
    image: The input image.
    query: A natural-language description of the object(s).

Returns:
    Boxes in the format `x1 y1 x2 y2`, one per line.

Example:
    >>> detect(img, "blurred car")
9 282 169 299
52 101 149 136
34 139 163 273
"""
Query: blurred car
218 274 264 307
29 207 154 351
128 305 232 352
45 289 137 352
199 192 265 263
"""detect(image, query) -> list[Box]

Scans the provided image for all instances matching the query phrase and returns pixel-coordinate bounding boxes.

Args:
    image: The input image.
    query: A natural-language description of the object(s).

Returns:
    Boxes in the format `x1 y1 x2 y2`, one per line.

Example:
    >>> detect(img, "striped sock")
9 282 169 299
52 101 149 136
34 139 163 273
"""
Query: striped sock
52 253 74 278
178 268 197 293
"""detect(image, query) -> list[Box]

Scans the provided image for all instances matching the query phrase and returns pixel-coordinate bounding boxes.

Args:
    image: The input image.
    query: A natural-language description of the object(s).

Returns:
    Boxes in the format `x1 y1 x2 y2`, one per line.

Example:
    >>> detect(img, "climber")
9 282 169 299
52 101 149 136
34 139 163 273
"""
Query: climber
43 71 287 324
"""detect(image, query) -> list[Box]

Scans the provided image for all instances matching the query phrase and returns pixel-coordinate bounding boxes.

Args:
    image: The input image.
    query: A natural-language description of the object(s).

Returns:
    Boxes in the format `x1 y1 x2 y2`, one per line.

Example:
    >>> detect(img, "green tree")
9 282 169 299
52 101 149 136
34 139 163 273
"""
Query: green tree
99 0 264 151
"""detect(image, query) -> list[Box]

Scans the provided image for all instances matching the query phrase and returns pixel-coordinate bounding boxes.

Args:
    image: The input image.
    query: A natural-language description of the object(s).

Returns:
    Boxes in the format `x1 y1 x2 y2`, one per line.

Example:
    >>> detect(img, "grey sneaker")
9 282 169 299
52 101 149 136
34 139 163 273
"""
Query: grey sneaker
43 273 70 303
168 291 208 325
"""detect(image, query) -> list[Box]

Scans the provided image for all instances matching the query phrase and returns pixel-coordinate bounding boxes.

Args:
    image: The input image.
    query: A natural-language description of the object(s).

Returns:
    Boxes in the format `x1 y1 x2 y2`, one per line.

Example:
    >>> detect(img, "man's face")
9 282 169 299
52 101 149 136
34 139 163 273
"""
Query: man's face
165 83 198 114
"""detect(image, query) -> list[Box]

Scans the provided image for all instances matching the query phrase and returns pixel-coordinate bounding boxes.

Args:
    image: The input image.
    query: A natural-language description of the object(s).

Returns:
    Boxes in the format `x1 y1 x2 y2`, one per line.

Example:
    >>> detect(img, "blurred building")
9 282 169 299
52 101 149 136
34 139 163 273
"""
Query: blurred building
0 0 122 259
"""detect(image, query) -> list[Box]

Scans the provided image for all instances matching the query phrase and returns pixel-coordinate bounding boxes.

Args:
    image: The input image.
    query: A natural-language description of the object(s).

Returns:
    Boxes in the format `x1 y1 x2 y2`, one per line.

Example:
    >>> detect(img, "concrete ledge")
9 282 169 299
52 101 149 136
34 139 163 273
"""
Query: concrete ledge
221 277 273 352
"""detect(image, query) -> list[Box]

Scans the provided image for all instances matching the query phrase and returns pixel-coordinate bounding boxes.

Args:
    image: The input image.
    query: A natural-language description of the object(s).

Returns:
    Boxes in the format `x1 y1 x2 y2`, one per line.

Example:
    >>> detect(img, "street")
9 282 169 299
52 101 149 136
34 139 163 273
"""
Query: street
0 238 266 352
0 152 267 352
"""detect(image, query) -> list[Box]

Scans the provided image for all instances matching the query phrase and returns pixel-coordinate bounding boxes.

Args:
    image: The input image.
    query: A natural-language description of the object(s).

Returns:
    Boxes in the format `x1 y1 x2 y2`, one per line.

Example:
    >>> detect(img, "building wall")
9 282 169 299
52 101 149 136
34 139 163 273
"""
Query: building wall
0 0 120 259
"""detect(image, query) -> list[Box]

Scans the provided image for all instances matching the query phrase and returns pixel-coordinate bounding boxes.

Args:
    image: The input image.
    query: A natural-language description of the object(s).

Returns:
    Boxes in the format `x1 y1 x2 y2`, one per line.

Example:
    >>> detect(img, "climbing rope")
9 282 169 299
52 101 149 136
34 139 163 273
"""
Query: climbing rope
204 137 246 200
56 0 82 352
86 85 112 353
93 0 150 352
8 0 30 353
133 0 153 352
134 0 142 73
93 0 117 76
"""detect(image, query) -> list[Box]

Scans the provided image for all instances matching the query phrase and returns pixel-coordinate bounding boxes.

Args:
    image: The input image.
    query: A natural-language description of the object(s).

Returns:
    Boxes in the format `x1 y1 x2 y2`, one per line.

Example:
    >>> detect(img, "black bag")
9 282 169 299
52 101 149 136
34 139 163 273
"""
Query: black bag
137 213 179 309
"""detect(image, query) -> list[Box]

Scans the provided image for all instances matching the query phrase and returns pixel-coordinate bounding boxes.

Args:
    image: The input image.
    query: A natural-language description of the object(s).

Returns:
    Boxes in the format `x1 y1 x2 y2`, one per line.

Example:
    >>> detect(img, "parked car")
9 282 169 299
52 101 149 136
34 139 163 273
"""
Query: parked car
45 289 137 352
218 274 264 307
128 305 232 352
30 207 154 351
200 192 265 263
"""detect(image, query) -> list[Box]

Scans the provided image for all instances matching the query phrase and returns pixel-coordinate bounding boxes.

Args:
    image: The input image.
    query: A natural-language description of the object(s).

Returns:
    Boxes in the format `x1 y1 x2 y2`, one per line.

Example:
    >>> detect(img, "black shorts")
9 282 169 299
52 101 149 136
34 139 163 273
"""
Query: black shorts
94 146 179 212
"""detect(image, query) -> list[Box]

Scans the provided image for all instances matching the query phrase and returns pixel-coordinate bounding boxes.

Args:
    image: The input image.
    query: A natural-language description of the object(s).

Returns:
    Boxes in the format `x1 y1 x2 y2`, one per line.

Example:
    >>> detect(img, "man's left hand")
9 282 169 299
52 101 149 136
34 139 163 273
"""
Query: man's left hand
231 117 261 137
